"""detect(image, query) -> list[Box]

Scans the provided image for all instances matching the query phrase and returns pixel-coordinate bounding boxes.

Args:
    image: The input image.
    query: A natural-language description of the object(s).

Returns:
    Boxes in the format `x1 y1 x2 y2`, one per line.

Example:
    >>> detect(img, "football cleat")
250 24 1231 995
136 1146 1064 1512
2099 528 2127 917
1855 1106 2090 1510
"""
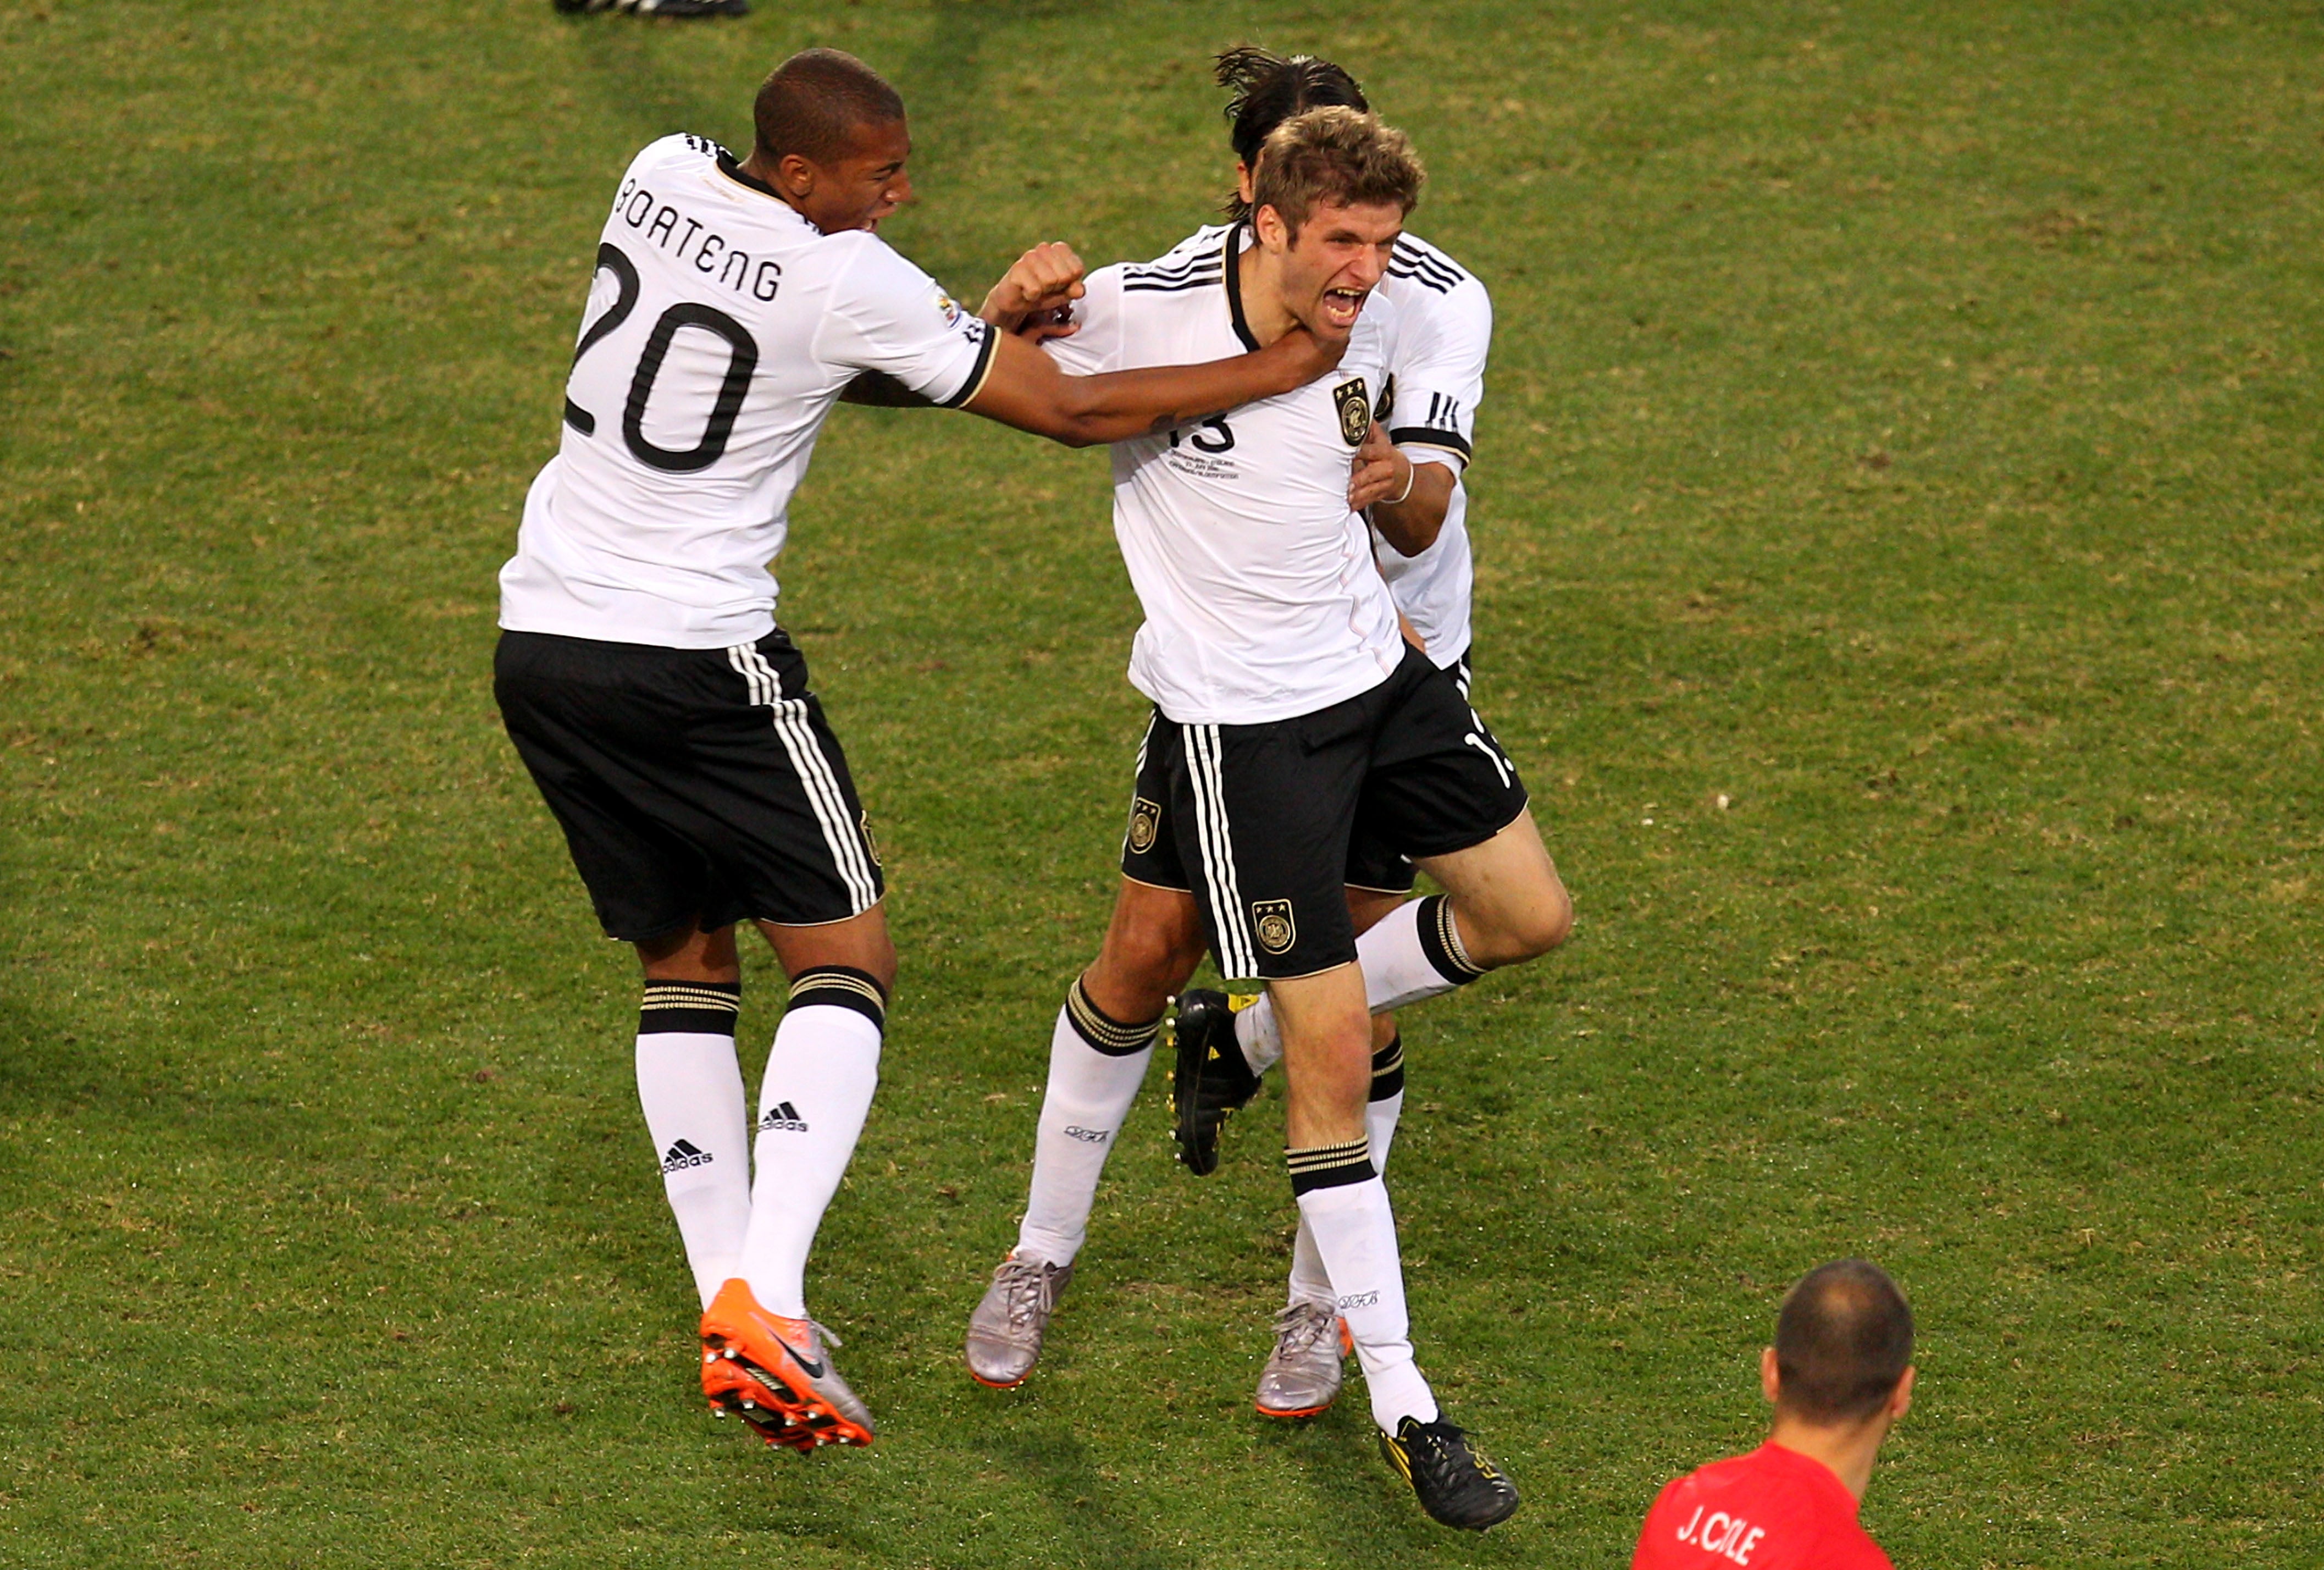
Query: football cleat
964 1253 1074 1388
1379 1414 1521 1531
1170 989 1261 1176
1254 1301 1345 1418
554 0 749 16
700 1279 875 1450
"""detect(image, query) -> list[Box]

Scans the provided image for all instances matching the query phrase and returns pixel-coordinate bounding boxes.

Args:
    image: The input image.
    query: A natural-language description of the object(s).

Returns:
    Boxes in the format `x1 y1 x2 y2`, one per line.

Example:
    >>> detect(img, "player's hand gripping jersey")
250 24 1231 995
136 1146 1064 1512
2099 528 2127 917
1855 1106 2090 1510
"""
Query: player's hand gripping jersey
499 135 998 649
1043 223 1406 725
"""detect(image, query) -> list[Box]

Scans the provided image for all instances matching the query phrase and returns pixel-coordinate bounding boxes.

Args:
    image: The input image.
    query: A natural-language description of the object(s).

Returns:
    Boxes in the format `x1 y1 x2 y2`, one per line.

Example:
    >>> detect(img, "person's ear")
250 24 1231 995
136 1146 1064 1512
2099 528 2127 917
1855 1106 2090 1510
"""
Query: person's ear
1236 161 1255 204
1889 1365 1915 1421
776 152 818 198
1759 1346 1781 1405
1254 203 1288 252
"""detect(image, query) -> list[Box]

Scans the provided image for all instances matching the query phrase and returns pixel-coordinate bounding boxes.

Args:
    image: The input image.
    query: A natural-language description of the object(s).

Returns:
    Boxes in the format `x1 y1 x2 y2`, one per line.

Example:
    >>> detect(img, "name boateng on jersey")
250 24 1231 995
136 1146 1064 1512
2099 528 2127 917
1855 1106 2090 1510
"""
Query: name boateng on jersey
1043 224 1406 726
499 134 997 649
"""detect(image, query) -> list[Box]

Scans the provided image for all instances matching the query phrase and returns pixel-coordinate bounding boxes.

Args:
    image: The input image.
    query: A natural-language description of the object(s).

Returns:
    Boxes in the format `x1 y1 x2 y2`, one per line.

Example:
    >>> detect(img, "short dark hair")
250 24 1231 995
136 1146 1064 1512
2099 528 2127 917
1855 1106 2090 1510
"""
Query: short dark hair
1215 46 1369 218
752 48 905 167
1774 1259 1914 1424
1249 106 1423 241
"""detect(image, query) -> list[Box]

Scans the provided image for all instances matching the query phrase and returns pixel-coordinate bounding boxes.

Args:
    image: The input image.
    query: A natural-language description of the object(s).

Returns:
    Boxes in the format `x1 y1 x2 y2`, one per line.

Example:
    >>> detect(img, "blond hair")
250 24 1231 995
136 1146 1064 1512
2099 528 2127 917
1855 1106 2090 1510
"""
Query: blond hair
1248 105 1423 238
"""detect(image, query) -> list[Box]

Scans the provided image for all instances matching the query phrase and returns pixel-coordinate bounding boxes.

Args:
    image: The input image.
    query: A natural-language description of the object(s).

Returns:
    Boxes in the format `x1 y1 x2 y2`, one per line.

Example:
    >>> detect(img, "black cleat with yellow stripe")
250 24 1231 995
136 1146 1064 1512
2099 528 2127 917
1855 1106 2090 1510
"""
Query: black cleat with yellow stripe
1170 988 1260 1176
1380 1414 1521 1532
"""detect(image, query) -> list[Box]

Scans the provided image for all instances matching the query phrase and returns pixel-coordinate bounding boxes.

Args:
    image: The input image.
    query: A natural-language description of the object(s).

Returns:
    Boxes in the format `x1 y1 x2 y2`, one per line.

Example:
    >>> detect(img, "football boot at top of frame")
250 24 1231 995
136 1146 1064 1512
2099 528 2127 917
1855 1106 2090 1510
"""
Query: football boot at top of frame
1170 989 1262 1177
700 1278 876 1450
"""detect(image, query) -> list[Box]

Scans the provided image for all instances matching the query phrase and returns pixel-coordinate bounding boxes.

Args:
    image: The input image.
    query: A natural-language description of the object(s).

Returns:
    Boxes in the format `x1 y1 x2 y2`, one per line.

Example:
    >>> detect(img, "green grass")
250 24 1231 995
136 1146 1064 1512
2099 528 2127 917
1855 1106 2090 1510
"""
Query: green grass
4 0 2322 1564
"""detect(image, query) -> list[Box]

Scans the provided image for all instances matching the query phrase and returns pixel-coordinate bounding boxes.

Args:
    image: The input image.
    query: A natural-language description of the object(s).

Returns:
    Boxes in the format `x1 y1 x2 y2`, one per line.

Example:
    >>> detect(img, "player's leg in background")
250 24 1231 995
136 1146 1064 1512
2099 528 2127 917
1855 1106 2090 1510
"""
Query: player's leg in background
1273 962 1438 1434
1017 879 1204 1267
965 878 1203 1387
730 906 897 1321
1410 809 1572 973
634 920 754 1310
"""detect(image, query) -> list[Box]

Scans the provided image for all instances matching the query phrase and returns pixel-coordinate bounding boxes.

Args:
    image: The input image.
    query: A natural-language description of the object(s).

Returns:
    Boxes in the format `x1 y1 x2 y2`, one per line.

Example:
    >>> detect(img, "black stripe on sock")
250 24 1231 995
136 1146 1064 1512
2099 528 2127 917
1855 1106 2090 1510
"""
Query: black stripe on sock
1369 1034 1406 1102
639 979 742 1036
1065 976 1160 1058
788 965 888 1030
1415 894 1485 985
1286 1137 1377 1195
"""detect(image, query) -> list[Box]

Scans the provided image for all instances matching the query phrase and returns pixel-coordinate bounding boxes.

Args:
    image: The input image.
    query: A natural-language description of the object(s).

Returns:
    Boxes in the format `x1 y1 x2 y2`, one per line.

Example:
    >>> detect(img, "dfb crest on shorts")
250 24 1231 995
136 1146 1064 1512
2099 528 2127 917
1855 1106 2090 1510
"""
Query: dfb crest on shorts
1127 797 1161 855
1251 898 1297 955
859 810 883 867
1374 373 1396 425
1332 377 1371 447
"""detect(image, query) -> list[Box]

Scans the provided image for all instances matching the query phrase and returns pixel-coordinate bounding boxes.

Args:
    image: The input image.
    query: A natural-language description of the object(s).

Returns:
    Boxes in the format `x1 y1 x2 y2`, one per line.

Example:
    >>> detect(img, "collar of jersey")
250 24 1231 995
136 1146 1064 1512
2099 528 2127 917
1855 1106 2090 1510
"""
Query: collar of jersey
714 151 820 234
1221 220 1261 352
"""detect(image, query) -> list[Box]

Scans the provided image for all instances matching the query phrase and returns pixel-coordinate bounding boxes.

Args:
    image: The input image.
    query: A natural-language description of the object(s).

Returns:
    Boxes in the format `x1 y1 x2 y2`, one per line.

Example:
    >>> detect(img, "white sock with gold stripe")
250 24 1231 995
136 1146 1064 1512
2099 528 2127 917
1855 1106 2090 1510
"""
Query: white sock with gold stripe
636 979 750 1310
738 968 887 1320
1016 977 1159 1266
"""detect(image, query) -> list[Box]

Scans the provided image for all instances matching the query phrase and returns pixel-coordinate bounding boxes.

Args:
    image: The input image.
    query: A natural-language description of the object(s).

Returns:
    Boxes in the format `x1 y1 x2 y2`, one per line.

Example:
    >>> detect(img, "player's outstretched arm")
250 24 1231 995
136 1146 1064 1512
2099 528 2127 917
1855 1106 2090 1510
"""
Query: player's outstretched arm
963 328 1344 449
1350 422 1457 555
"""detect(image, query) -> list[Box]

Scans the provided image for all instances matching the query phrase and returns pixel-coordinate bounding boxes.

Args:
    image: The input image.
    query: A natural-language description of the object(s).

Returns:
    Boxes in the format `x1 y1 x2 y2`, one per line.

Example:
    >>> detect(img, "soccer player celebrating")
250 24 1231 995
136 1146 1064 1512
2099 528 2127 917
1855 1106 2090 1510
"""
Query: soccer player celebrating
961 108 1570 1528
1168 45 1501 1428
494 47 1343 1454
1633 1260 1914 1570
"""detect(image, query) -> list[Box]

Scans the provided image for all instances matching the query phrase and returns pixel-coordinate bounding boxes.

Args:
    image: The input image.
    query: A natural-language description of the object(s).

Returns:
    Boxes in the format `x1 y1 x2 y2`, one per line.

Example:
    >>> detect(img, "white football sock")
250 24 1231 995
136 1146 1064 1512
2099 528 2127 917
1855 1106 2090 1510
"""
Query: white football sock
1016 979 1159 1267
1292 1163 1437 1433
1237 895 1482 1075
635 981 751 1310
1288 1037 1404 1307
738 968 888 1319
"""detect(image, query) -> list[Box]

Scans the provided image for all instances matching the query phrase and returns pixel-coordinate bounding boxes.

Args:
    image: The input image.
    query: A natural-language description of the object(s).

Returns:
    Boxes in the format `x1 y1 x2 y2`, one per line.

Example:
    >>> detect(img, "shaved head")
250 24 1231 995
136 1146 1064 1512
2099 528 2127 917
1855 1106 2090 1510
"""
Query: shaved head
753 47 905 167
1774 1259 1914 1424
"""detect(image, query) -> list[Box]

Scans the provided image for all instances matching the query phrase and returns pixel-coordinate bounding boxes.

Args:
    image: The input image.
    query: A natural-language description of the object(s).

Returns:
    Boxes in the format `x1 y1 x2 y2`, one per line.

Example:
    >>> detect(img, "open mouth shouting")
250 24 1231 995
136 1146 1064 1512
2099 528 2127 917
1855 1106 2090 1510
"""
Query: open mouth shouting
1318 284 1370 332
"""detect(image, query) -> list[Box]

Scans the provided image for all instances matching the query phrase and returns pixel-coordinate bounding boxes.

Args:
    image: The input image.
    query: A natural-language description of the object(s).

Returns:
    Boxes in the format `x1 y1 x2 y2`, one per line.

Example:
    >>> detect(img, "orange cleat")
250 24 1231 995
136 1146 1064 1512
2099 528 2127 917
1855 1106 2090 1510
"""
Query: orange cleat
700 1278 876 1450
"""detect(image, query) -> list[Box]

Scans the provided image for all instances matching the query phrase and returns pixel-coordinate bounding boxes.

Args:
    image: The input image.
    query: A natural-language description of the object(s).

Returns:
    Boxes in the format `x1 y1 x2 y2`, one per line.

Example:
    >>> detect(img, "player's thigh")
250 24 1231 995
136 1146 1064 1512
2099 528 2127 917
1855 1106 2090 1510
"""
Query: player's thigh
755 906 897 993
1085 878 1205 1020
1160 711 1363 986
494 631 723 943
1357 649 1529 868
1412 808 1573 962
1344 883 1408 938
685 629 888 930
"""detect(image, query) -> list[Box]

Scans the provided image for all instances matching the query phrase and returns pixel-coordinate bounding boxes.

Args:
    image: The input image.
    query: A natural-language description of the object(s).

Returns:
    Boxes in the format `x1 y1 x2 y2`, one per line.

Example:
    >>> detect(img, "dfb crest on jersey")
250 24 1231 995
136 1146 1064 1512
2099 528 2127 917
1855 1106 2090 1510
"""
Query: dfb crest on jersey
1251 899 1297 955
1374 373 1396 425
1332 378 1371 447
1127 797 1161 855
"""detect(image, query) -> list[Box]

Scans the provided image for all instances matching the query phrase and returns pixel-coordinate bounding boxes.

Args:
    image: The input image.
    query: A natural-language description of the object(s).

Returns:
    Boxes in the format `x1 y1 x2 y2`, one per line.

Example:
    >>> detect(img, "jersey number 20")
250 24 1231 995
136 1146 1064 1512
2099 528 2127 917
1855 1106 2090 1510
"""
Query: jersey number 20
563 242 761 474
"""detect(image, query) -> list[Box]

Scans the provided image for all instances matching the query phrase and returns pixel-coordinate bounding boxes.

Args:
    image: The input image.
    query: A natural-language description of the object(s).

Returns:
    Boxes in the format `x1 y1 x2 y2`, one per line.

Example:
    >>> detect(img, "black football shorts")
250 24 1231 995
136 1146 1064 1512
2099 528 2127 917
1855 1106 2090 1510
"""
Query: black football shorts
494 628 883 942
1344 645 1476 894
1121 644 1524 981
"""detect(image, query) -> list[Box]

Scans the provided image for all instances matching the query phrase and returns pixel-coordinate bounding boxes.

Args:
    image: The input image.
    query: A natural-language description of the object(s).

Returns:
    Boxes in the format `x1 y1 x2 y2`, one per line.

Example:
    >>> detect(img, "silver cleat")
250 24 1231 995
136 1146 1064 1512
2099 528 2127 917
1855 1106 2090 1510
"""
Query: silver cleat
964 1253 1074 1387
1255 1300 1344 1418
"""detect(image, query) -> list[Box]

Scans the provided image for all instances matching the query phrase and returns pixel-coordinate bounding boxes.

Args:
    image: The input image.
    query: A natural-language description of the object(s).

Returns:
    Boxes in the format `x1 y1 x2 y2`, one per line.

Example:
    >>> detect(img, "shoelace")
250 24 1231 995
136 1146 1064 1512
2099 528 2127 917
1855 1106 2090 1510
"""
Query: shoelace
993 1259 1058 1328
1272 1302 1338 1358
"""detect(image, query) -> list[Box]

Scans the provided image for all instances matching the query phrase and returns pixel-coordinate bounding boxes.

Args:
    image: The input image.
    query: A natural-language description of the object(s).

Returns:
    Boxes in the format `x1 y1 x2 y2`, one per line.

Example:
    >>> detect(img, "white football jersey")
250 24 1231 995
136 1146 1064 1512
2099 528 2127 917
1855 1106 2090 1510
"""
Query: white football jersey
1373 233 1491 667
1044 224 1406 726
499 135 997 648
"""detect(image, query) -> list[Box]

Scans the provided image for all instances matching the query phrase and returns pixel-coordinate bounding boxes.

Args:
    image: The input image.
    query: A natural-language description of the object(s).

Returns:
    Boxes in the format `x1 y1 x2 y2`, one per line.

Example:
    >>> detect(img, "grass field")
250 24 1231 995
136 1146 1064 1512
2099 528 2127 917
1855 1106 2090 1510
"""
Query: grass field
5 1 2323 1565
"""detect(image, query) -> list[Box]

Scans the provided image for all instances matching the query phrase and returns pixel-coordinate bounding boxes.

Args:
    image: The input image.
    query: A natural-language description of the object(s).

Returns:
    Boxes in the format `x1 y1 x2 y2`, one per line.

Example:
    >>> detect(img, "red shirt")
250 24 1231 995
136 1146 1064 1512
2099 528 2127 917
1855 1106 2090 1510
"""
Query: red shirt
1632 1442 1893 1570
